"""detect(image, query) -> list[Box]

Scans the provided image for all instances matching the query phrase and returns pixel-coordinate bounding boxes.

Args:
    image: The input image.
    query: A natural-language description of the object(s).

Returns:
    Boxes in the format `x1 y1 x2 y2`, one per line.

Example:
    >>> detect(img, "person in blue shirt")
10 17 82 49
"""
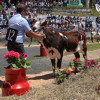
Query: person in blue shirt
6 4 43 54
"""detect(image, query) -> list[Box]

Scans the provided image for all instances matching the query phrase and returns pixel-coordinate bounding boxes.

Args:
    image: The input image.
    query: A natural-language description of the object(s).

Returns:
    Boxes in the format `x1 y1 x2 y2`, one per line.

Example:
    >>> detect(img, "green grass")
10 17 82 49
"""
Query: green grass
87 43 100 51
91 8 100 17
87 39 100 51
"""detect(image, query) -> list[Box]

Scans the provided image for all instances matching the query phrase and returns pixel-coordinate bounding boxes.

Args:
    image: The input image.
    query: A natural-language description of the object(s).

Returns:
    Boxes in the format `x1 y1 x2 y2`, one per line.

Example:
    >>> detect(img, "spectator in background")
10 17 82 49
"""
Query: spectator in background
63 0 68 6
85 16 92 22
73 16 77 24
9 11 14 19
7 0 11 8
53 1 57 6
61 15 64 24
58 1 63 7
11 4 16 12
0 12 3 20
2 2 7 10
0 18 3 26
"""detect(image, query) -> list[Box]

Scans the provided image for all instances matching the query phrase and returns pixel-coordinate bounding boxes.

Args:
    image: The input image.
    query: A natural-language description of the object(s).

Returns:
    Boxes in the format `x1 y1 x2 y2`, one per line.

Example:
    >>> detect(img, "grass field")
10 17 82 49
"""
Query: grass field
87 43 100 51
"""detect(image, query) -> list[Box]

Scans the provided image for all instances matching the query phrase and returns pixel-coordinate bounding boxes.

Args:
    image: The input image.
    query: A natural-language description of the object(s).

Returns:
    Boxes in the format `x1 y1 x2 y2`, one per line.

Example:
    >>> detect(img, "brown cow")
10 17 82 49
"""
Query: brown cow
32 20 87 72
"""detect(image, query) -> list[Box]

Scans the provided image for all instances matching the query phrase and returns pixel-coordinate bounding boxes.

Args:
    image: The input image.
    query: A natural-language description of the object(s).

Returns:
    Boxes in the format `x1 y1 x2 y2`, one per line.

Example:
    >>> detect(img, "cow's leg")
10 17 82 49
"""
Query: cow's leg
74 52 80 59
51 59 56 76
82 42 87 60
57 54 63 69
57 58 62 69
74 52 80 73
51 59 56 69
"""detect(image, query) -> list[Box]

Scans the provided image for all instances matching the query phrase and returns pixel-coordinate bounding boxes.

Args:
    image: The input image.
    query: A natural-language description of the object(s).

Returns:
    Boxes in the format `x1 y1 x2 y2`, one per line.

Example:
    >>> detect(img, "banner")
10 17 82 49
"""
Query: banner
67 0 83 7
70 0 79 5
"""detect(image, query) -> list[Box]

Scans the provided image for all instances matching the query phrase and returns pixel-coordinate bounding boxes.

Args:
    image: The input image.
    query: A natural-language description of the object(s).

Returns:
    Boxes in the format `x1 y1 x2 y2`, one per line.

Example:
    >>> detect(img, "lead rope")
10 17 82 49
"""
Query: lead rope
28 37 32 47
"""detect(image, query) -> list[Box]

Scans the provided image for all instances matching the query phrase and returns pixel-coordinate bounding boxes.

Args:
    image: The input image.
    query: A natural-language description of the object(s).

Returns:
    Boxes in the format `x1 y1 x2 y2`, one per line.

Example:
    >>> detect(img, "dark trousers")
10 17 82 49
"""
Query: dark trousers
7 42 25 54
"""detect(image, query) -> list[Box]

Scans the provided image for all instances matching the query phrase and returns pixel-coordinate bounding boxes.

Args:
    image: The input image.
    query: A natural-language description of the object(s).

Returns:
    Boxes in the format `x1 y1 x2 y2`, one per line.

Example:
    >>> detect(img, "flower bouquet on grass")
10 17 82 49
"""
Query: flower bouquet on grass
4 50 31 70
84 59 98 69
69 58 84 73
53 66 72 84
54 58 99 84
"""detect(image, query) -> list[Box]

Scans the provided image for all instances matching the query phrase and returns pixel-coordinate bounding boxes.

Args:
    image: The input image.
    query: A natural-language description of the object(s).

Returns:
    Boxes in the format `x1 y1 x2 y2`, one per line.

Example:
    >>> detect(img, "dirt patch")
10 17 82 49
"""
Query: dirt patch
27 71 54 88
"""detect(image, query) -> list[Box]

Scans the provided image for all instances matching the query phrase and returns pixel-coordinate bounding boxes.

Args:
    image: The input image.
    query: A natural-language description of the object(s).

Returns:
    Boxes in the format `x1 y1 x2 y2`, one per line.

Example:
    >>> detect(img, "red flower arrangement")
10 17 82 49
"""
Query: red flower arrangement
67 70 72 74
84 59 98 68
73 58 77 62
52 66 55 70
4 50 31 70
54 58 99 84
4 50 20 59
54 67 72 84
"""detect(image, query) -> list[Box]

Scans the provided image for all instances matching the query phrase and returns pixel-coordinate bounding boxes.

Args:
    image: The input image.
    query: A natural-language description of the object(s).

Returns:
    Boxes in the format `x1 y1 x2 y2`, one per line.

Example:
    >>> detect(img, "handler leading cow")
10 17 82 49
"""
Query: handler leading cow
32 20 87 72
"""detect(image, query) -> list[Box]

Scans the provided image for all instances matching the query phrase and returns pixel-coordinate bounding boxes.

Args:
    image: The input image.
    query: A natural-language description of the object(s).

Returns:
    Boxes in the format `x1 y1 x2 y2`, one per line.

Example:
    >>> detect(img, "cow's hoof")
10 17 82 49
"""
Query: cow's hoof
51 73 55 78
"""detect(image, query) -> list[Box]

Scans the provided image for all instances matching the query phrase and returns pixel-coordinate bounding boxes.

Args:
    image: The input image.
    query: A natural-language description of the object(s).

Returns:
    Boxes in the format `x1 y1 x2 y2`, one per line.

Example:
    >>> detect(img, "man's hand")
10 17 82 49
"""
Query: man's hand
26 33 31 38
37 33 44 42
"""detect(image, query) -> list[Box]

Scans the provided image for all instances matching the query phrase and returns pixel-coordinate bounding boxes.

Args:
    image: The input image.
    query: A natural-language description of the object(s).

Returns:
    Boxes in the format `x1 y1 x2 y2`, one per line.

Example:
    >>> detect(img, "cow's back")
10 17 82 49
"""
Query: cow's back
61 30 86 52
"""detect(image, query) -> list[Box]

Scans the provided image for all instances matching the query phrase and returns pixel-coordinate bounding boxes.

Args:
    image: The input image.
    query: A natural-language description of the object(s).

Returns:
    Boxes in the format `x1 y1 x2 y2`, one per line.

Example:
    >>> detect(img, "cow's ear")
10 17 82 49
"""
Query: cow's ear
41 20 47 26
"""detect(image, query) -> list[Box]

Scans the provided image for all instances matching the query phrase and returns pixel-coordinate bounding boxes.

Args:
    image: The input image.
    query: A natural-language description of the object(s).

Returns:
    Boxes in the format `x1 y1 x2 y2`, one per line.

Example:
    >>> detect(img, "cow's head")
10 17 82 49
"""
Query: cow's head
32 20 47 32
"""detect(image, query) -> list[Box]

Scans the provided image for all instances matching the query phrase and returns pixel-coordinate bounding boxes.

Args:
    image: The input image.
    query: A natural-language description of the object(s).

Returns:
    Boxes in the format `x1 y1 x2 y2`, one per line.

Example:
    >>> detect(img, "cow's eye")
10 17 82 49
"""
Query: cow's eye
33 27 36 31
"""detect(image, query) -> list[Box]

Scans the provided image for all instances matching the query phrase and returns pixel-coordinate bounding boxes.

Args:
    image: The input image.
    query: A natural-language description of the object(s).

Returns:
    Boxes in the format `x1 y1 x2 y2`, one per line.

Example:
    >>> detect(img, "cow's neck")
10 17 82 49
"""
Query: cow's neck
42 27 52 35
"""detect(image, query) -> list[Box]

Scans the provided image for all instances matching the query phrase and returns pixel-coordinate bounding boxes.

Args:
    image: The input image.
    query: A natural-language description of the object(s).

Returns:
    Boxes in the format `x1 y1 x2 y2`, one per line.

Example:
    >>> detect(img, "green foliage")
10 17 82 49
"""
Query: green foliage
54 58 99 84
7 57 31 70
69 58 84 73
54 67 71 84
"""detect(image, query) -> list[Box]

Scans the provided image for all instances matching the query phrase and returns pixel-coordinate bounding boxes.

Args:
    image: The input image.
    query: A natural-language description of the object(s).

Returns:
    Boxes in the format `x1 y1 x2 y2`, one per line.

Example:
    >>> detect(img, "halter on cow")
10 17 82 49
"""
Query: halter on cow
32 20 87 72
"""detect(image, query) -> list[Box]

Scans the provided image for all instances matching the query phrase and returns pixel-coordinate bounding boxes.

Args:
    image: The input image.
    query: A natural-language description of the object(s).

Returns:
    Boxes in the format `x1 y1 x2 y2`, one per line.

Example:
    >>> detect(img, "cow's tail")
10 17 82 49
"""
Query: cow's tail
79 31 87 60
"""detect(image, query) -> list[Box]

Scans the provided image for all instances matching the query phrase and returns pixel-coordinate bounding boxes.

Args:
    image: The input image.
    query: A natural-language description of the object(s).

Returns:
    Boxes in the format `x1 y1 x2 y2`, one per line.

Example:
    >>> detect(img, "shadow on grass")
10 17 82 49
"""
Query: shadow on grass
28 73 53 80
34 55 41 57
29 54 47 58
28 55 45 61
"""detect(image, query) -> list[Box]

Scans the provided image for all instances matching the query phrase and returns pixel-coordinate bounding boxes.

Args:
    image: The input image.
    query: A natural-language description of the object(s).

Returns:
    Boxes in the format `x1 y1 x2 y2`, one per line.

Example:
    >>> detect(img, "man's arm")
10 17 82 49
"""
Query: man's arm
26 30 43 41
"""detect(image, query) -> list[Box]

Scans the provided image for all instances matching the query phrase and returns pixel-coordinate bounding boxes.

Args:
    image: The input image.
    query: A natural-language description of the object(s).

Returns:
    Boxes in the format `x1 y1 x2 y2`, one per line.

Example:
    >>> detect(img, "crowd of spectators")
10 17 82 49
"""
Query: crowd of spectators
46 14 93 32
0 0 87 29
24 0 67 8
0 0 100 34
0 0 100 44
0 0 67 29
0 1 16 29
